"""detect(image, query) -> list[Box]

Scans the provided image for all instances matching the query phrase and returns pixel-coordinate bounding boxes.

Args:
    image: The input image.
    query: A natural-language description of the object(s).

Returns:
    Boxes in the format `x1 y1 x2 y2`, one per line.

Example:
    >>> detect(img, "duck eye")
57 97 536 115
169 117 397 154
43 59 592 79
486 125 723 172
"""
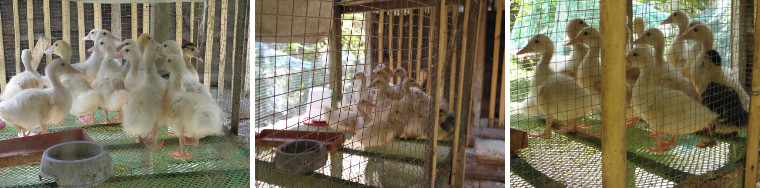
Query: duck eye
633 53 638 57
534 40 539 44
164 44 167 47
694 28 699 32
168 59 171 62
102 33 106 35
673 13 677 16
60 63 64 67
100 42 103 45
125 49 130 52
579 21 584 24
55 44 58 46
646 33 650 36
125 43 130 45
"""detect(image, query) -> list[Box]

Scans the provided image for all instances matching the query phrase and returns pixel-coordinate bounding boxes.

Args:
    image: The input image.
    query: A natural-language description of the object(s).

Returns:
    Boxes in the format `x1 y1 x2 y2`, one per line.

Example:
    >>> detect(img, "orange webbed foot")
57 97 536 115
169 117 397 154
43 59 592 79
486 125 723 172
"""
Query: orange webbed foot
528 131 552 138
170 150 192 161
696 141 717 148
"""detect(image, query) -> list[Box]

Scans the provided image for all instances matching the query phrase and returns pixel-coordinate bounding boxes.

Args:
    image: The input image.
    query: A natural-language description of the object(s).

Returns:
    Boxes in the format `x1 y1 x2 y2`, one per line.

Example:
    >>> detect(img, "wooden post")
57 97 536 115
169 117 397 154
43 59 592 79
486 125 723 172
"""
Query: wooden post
416 9 423 82
408 10 413 77
143 3 150 34
152 3 171 43
489 0 503 128
328 5 344 109
426 0 447 186
43 0 51 64
190 2 196 44
217 0 229 98
389 10 394 83
13 0 20 74
600 0 627 187
77 2 85 62
176 2 183 42
112 4 122 40
427 8 432 92
398 10 404 79
449 7 458 110
378 11 385 68
230 0 248 137
62 0 71 44
743 0 760 185
202 0 216 89
132 3 138 40
26 0 34 54
94 3 102 29
230 0 240 87
0 5 6 91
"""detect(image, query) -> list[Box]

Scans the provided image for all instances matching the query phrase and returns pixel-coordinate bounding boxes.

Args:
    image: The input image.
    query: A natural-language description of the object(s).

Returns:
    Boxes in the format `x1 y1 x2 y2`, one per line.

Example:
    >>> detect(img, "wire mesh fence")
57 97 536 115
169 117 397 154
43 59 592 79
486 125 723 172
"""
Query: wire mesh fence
0 0 250 186
510 0 754 187
254 0 481 187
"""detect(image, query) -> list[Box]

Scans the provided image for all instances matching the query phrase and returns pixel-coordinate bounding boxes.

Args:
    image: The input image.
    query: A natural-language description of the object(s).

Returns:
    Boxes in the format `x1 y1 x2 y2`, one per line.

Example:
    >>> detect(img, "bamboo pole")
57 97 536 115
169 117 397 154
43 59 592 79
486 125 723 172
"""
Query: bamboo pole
388 10 394 83
94 3 102 29
378 11 385 68
230 0 239 86
13 0 20 74
600 0 627 187
27 0 34 53
743 0 760 185
397 10 403 83
143 3 150 34
203 0 216 89
450 0 471 186
489 0 503 128
328 6 344 109
0 5 6 91
217 0 229 98
416 9 422 82
77 2 85 62
190 2 195 44
427 8 432 91
43 0 51 64
62 0 71 44
132 4 138 40
426 0 447 186
111 4 122 40
176 2 183 42
408 9 413 77
449 8 458 109
229 0 248 137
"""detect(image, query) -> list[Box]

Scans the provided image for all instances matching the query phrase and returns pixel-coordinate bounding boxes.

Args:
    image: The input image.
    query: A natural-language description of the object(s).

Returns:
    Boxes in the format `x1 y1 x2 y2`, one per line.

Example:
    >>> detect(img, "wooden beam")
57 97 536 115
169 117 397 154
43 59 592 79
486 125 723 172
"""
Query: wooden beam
328 6 344 109
489 0 503 128
27 0 34 55
176 2 183 42
93 3 102 29
341 0 462 14
111 4 122 39
229 0 248 136
143 3 150 34
217 0 229 98
744 0 760 185
203 0 216 89
426 7 432 92
388 10 394 83
0 4 6 91
77 2 85 62
190 2 195 44
397 10 403 82
416 9 423 83
62 0 71 43
449 7 458 110
426 0 447 186
408 9 413 77
13 0 21 74
43 0 52 64
229 0 239 92
378 11 385 69
450 1 470 186
132 3 138 40
600 0 627 186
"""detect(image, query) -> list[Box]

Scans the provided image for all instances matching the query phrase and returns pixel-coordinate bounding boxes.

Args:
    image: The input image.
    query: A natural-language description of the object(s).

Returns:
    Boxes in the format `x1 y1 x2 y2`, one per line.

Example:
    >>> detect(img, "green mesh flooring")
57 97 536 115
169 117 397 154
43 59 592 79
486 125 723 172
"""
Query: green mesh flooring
0 109 250 187
255 123 452 187
510 113 746 187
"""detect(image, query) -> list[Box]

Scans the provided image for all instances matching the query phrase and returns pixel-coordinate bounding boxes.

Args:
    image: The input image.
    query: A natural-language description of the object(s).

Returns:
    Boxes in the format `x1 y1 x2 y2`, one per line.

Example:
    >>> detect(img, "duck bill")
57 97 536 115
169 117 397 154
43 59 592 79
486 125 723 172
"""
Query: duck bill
367 103 376 108
660 17 673 25
515 46 534 55
625 55 632 66
631 38 646 45
44 47 55 55
564 37 582 46
82 34 92 41
109 35 121 41
152 40 161 47
87 45 98 52
192 56 204 62
109 52 124 59
412 83 421 89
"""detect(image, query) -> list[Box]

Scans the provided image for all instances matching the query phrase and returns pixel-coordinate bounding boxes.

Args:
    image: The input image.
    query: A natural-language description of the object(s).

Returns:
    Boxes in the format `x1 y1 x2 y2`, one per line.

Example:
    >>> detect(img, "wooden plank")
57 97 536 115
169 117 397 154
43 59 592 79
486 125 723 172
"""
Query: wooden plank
473 138 505 166
13 0 21 74
43 0 52 64
132 3 138 40
449 7 458 110
328 6 343 109
111 4 122 39
465 149 505 182
600 0 628 186
203 0 216 89
378 11 384 68
94 3 102 29
408 9 412 77
27 0 34 54
398 10 403 81
217 0 228 98
143 3 150 34
190 2 195 44
416 9 422 83
426 7 432 93
77 2 85 62
229 0 239 89
62 0 71 44
426 0 447 186
0 6 6 91
388 10 394 83
229 0 247 136
176 2 183 42
489 0 503 128
744 0 760 185
450 0 471 186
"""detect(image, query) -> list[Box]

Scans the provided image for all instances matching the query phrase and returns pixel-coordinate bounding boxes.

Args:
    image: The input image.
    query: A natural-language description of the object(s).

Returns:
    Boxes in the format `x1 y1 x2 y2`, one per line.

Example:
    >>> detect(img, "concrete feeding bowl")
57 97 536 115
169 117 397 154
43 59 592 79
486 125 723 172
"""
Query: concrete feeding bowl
39 141 113 187
274 140 327 174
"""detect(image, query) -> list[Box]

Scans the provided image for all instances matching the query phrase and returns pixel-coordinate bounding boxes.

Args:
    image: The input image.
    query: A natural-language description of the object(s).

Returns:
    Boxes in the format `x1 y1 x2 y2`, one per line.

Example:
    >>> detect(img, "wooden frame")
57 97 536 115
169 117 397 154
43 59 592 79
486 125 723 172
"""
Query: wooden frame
217 0 229 98
13 0 21 75
131 3 138 40
143 3 150 34
489 0 503 128
77 2 85 62
203 0 216 89
44 0 52 63
176 2 183 42
426 0 447 186
600 0 627 186
744 0 760 185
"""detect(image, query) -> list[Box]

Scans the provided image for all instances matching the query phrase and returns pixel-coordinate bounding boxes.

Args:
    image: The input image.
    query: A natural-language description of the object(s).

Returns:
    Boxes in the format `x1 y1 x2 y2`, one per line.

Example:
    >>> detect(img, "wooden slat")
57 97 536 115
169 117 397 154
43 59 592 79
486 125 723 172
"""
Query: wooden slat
426 0 448 185
176 2 183 42
77 2 85 62
328 7 344 109
13 0 20 74
744 0 760 185
111 4 122 39
94 3 102 29
407 9 412 77
143 3 150 33
217 0 228 98
229 0 239 95
397 10 403 82
388 10 394 83
600 0 628 186
203 0 216 89
489 0 503 128
450 0 471 186
426 8 432 91
378 11 384 67
131 3 138 40
229 0 248 136
416 9 422 83
26 0 34 54
0 5 6 91
43 0 52 64
62 0 71 44
448 7 458 109
190 2 195 44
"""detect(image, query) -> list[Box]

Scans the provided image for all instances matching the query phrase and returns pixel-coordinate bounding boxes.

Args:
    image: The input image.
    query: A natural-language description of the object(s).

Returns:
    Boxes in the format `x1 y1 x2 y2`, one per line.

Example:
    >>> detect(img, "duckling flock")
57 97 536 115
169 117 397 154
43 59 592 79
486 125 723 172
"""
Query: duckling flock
311 64 455 147
0 29 225 161
514 11 750 154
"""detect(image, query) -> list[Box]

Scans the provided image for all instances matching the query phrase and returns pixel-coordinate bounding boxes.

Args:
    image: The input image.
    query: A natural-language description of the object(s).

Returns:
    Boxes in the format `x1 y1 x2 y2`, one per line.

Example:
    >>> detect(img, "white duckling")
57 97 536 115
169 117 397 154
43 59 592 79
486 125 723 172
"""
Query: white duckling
558 18 589 79
0 49 44 101
519 34 597 137
158 40 212 99
46 40 102 124
79 29 120 83
119 39 142 92
353 100 406 147
0 59 80 137
122 45 166 149
660 10 693 81
367 77 396 122
94 37 130 123
632 28 701 101
181 42 203 81
627 46 718 153
163 54 226 161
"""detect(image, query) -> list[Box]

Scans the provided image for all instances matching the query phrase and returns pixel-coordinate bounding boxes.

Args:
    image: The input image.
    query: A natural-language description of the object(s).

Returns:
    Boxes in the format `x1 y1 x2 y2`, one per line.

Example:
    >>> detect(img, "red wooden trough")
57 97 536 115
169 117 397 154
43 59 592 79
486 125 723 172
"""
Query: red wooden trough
255 129 344 152
0 128 93 169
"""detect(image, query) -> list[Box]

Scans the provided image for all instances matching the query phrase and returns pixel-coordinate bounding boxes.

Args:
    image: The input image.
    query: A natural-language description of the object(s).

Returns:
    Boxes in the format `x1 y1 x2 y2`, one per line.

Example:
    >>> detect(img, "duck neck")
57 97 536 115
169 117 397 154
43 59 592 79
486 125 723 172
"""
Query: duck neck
129 57 141 76
47 70 66 95
699 38 714 51
585 43 600 59
170 69 185 92
676 21 689 35
654 43 666 64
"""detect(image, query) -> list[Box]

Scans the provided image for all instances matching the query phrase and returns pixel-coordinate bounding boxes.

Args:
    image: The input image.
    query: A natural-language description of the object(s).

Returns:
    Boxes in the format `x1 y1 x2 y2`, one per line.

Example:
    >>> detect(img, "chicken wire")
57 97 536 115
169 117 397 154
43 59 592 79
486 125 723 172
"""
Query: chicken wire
510 0 753 187
0 0 250 186
254 0 479 187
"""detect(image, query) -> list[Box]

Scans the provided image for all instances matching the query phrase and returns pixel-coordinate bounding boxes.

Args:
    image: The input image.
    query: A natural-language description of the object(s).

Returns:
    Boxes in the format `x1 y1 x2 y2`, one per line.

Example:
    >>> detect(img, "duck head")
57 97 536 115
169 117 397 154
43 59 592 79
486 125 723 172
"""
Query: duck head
626 46 655 68
517 34 553 56
565 18 589 41
632 28 666 47
565 27 599 47
677 23 714 49
181 42 203 62
137 33 161 52
46 40 72 60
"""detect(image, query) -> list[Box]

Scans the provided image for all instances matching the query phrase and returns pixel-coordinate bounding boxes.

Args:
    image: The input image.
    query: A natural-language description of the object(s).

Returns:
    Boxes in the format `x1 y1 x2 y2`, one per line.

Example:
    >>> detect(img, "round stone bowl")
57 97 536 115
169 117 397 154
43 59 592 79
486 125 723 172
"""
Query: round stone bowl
39 141 113 187
274 140 328 174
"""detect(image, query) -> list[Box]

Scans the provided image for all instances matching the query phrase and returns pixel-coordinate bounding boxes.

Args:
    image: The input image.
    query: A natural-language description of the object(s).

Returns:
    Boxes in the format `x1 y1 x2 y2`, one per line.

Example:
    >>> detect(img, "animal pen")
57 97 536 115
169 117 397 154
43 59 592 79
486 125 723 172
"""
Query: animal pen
0 0 250 187
510 0 760 187
255 0 505 187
